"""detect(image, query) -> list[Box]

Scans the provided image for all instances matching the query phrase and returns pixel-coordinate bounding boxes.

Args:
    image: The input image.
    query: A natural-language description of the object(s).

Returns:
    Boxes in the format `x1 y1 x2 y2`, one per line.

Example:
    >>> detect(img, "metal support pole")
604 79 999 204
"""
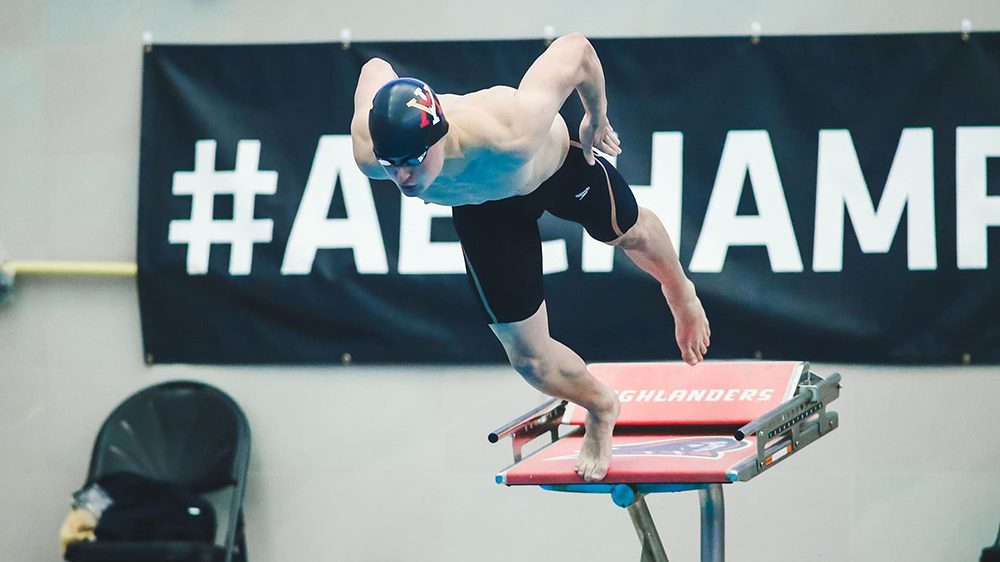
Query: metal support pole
625 495 669 562
698 484 725 562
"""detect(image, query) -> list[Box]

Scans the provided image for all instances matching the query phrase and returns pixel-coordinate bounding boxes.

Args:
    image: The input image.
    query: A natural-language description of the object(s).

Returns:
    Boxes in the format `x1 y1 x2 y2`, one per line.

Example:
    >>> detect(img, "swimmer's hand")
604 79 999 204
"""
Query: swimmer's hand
579 112 622 165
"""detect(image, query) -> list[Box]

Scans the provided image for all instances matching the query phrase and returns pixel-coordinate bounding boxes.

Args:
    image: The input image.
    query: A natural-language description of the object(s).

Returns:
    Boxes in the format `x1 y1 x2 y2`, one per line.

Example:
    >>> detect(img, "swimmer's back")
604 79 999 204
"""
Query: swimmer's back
434 85 570 201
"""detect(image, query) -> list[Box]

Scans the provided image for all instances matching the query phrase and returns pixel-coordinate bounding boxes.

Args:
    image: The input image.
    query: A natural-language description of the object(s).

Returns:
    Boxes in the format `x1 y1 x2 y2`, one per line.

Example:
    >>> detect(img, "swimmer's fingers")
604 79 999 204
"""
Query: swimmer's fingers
597 124 621 155
597 134 622 156
603 128 621 151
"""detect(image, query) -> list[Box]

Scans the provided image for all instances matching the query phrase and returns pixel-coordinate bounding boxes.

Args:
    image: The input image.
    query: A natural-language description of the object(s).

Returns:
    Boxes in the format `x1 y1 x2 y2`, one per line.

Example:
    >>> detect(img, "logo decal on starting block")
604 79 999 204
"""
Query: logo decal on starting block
547 436 752 461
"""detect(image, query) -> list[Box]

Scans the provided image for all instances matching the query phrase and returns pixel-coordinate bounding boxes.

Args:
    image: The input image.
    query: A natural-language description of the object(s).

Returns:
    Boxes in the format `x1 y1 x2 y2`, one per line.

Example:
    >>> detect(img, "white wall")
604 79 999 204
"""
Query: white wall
2 1 999 561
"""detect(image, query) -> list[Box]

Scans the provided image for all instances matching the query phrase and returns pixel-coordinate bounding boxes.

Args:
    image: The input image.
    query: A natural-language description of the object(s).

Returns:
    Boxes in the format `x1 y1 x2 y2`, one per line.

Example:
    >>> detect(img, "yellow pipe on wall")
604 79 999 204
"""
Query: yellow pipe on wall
1 260 137 278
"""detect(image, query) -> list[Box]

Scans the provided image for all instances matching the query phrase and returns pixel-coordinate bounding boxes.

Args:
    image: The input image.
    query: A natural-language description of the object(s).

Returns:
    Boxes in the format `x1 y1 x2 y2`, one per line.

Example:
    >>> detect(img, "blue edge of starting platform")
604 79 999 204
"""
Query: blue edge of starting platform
495 474 738 508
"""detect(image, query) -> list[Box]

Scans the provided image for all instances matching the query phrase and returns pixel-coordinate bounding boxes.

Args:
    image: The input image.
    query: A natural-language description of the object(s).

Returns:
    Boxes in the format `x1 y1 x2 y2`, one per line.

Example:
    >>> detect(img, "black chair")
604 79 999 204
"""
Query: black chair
65 381 251 562
984 520 1000 562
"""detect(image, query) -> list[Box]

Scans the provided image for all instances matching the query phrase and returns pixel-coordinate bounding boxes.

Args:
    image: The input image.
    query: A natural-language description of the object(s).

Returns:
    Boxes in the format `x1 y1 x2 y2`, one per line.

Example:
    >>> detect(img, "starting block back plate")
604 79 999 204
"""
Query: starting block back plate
561 361 803 428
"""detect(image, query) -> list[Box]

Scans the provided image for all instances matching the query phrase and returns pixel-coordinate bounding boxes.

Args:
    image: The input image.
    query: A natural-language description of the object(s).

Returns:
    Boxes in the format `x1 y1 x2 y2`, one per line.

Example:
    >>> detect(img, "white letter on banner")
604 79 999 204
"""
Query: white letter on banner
813 128 936 272
398 198 464 273
281 135 389 274
690 130 802 273
582 132 683 272
168 139 277 276
542 239 569 274
957 127 1000 270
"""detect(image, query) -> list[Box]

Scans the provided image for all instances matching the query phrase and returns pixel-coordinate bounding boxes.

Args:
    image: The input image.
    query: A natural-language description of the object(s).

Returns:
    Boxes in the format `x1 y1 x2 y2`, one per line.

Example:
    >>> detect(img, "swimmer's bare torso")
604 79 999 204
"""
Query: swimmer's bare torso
355 83 572 206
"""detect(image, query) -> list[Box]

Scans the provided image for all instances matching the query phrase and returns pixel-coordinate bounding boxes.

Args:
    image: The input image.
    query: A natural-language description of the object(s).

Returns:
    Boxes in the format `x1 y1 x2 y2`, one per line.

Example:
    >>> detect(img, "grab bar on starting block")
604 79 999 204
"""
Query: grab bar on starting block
488 398 567 462
729 370 842 482
734 371 841 441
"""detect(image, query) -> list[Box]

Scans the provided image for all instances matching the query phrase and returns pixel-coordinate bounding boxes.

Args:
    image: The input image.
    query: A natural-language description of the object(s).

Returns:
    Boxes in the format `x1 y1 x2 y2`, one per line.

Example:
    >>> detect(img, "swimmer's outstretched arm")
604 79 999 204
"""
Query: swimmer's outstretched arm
513 33 621 164
516 35 711 364
351 58 397 179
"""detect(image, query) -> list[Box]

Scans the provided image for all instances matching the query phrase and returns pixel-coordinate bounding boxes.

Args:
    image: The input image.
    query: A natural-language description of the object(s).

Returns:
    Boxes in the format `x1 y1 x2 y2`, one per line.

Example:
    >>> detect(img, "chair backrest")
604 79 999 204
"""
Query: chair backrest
86 381 250 494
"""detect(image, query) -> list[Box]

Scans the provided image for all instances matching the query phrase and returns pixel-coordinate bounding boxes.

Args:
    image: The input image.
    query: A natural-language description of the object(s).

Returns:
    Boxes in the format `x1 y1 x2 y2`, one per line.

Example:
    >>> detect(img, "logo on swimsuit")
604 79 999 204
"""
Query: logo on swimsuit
405 86 443 129
575 186 591 200
547 436 751 462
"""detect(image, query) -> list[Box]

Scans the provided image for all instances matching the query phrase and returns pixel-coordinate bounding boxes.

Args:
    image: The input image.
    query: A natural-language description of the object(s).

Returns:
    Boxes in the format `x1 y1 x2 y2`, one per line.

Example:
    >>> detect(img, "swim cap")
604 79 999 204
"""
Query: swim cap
369 78 449 165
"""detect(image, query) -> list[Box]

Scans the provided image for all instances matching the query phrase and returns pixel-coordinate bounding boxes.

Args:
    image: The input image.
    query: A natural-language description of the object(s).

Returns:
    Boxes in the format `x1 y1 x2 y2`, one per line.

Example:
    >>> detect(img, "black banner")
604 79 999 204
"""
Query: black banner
138 33 1000 364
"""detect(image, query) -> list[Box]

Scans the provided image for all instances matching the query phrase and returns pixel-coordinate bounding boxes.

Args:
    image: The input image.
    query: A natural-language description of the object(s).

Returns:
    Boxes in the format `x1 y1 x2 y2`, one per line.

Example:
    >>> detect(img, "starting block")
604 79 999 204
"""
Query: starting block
490 361 841 562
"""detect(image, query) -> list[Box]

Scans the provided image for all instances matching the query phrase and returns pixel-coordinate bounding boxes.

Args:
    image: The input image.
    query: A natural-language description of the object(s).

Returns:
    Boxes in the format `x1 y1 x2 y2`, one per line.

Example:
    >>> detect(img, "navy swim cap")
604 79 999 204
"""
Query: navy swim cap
369 78 449 165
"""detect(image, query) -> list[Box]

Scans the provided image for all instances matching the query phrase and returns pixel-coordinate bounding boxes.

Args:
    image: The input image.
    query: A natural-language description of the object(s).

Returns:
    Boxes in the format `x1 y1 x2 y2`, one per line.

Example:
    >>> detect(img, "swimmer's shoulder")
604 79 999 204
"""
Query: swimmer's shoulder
440 86 516 120
444 86 537 154
457 86 519 120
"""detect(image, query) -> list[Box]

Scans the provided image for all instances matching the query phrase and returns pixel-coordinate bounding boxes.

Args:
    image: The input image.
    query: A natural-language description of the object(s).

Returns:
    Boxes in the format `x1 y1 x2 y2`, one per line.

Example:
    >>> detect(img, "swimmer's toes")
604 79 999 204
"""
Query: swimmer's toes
685 349 698 365
587 464 609 482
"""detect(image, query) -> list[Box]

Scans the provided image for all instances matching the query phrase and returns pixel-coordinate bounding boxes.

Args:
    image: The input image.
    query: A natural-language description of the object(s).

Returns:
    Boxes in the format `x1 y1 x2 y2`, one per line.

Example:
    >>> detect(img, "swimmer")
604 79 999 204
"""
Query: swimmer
351 33 711 482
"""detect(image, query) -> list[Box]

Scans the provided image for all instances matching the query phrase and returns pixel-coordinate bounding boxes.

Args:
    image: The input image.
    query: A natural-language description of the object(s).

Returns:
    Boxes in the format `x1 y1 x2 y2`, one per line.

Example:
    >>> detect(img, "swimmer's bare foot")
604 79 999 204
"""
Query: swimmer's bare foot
664 281 711 365
576 390 621 482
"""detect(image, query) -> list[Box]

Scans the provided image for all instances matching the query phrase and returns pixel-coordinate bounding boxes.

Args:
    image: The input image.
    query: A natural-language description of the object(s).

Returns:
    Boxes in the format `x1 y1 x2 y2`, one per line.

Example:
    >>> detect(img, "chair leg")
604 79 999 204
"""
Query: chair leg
235 510 248 562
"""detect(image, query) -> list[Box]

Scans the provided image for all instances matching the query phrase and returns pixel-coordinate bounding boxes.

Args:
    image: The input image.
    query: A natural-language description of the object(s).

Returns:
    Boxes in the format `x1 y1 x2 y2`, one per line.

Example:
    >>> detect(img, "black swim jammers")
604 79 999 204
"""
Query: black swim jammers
452 141 640 324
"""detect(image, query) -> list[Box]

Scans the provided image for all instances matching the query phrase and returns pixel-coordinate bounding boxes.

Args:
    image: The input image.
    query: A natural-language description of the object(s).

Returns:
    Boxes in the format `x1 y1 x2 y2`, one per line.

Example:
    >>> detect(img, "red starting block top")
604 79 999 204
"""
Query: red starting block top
561 361 804 428
497 361 810 486
498 432 764 485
